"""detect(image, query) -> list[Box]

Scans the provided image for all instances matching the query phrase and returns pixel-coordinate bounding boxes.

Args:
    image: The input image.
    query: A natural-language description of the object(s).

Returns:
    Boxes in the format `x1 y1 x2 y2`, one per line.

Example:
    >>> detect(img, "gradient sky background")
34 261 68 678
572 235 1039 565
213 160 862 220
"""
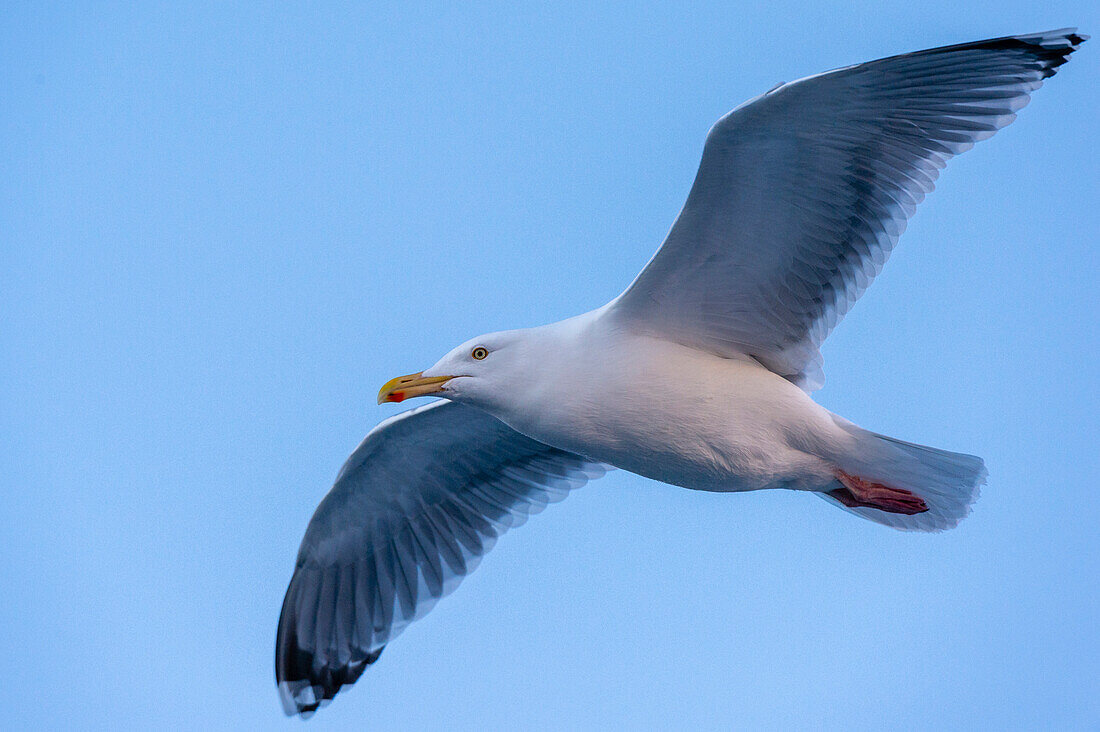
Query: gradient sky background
3 2 1098 730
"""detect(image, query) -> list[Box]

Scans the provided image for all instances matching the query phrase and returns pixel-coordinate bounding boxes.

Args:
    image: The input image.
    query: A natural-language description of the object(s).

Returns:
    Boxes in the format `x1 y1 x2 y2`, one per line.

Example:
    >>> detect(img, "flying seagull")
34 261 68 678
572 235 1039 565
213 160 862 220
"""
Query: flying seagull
276 29 1086 716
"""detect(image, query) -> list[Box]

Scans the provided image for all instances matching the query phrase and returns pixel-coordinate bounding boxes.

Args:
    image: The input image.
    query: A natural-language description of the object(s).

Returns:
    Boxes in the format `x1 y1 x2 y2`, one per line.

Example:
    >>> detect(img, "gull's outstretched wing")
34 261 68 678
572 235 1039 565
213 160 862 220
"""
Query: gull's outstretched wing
608 29 1086 390
276 400 607 716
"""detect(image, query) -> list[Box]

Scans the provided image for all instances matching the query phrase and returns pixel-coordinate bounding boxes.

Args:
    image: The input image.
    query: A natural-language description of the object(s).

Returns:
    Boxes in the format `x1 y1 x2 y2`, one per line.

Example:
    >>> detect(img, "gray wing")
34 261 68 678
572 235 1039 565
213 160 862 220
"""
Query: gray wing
608 29 1086 390
276 400 607 716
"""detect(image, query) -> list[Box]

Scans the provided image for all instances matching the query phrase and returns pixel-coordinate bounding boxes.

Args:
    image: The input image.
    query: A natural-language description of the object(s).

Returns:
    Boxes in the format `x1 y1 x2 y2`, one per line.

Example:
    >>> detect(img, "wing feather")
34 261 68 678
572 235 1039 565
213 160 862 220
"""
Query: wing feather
275 400 607 716
609 29 1086 390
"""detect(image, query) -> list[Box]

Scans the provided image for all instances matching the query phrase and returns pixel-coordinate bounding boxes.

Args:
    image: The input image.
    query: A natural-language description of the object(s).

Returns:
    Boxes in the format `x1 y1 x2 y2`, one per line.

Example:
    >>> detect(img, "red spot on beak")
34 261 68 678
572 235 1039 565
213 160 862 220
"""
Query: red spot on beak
389 391 406 403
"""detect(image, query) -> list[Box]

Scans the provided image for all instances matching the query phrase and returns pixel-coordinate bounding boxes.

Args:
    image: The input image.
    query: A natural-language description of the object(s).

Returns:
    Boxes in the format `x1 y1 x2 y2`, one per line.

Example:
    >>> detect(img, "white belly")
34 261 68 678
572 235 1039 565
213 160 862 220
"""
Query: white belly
497 331 847 493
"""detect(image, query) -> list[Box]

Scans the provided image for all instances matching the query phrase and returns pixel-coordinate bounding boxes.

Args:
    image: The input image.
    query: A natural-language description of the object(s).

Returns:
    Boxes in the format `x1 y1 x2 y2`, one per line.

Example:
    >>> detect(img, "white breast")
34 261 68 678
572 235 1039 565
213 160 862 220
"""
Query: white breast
493 317 845 493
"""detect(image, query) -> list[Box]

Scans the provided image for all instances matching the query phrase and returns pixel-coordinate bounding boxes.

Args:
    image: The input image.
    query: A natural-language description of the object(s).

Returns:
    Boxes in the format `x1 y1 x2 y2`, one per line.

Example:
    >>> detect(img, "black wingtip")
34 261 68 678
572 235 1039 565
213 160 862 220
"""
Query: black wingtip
276 644 384 718
952 28 1088 80
275 574 384 718
902 28 1087 81
276 647 383 718
1029 29 1088 78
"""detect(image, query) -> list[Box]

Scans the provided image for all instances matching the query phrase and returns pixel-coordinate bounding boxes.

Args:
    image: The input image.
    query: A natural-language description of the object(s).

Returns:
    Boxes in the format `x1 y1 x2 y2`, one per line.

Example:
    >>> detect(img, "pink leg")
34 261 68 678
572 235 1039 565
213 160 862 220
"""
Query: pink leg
829 471 929 515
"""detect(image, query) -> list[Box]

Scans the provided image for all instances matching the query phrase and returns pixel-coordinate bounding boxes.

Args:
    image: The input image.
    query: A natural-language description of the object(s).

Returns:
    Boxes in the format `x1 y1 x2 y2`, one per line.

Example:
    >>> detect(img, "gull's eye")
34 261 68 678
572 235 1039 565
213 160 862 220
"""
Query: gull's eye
471 346 489 360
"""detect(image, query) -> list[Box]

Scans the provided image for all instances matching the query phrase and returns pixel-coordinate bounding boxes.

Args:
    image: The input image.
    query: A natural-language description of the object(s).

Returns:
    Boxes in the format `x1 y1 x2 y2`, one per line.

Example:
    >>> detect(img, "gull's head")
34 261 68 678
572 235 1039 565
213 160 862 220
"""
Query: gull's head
377 329 535 409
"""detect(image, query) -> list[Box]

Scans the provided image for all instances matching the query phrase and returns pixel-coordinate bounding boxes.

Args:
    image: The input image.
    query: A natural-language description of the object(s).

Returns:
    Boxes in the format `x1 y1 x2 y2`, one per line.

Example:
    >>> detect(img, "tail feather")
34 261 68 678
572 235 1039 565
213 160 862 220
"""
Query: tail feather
822 419 987 532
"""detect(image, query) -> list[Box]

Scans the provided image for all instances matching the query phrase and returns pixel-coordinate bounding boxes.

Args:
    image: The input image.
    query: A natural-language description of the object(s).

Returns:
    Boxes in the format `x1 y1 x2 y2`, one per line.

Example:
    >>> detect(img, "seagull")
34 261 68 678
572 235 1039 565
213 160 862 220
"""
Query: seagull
276 29 1086 716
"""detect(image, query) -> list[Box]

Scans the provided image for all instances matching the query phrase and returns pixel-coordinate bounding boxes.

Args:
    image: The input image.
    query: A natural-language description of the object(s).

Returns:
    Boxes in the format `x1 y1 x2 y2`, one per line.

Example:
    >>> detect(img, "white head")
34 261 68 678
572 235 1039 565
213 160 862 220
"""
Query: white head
377 328 545 413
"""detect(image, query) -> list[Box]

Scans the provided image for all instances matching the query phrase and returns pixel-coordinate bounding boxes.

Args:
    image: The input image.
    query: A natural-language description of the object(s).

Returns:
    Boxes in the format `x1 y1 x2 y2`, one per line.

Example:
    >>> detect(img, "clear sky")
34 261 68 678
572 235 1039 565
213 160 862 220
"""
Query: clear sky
3 2 1098 730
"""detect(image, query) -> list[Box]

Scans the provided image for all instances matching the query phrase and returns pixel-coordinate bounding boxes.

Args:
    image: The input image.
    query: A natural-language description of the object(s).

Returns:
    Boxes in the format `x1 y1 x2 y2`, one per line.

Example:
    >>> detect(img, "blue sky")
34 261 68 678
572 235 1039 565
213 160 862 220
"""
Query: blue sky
3 2 1097 729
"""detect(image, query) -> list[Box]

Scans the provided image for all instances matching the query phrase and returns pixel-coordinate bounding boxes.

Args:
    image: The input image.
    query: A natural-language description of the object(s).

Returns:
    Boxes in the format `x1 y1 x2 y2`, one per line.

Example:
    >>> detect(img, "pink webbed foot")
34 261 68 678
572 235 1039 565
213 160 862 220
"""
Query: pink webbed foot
828 471 929 515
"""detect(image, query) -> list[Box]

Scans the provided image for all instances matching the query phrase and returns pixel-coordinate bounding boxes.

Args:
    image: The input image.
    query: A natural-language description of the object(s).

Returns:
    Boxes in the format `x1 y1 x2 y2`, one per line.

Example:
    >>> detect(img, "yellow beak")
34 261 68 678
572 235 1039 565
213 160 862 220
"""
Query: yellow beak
377 372 454 404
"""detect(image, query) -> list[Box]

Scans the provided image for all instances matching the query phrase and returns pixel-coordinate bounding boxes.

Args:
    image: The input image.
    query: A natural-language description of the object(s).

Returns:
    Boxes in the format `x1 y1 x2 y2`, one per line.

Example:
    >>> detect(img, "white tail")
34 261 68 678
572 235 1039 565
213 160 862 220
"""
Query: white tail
821 418 987 532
